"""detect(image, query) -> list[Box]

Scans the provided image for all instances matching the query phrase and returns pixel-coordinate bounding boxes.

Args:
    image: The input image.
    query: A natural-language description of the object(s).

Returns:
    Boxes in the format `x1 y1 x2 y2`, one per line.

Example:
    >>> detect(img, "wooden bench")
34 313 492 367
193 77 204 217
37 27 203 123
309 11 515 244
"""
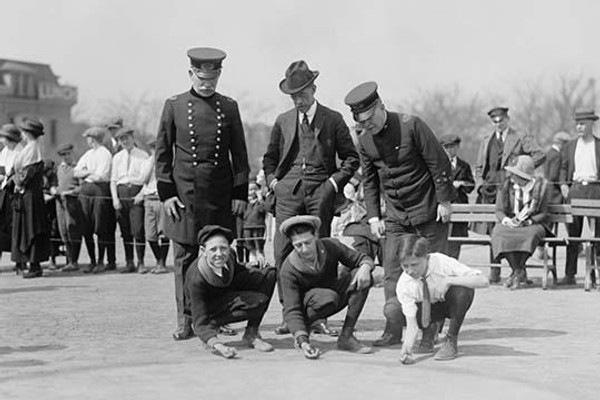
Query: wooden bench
570 198 600 291
448 203 573 290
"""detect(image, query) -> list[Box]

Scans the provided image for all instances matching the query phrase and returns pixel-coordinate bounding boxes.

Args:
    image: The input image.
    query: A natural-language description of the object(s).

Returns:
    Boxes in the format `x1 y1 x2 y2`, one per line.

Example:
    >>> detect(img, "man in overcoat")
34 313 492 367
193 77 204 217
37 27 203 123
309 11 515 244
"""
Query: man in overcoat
155 47 250 340
344 81 454 347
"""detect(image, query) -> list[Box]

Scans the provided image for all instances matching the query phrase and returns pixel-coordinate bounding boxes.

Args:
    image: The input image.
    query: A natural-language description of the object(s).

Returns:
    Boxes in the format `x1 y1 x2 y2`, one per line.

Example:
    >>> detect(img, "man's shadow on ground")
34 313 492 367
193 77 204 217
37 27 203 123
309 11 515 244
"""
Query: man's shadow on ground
0 285 88 295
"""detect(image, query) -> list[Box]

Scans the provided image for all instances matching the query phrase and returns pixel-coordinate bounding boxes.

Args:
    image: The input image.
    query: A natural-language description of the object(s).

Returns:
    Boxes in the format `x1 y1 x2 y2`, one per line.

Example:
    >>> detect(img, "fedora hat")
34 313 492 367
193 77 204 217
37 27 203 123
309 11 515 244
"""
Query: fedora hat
0 124 22 143
279 60 319 95
573 108 599 122
505 155 535 181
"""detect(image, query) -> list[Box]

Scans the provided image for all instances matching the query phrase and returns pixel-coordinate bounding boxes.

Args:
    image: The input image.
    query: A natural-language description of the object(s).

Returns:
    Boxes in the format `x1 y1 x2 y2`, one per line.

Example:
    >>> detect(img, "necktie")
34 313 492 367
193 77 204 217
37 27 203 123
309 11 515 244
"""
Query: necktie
421 276 431 327
302 113 309 126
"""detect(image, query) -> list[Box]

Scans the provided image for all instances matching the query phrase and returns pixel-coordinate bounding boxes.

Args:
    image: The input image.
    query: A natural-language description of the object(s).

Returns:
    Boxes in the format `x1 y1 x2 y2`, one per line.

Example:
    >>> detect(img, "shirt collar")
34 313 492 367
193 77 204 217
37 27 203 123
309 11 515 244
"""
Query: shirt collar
298 101 318 124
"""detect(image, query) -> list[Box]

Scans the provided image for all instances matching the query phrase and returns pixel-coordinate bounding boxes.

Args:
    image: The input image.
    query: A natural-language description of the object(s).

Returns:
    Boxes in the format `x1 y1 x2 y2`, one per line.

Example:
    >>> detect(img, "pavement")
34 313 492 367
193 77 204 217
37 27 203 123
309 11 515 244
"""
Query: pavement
1 239 600 400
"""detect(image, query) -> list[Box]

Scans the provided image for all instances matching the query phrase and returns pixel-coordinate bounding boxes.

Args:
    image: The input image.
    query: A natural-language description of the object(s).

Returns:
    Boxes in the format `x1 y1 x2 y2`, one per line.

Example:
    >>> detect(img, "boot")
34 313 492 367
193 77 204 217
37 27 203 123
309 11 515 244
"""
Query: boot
337 328 373 354
243 327 273 352
23 263 43 279
434 334 458 361
373 321 402 347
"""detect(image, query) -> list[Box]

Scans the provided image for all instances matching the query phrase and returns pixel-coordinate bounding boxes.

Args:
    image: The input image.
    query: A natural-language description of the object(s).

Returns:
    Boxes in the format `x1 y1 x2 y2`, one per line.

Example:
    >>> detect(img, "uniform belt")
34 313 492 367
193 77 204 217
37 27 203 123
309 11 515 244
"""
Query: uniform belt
574 181 600 186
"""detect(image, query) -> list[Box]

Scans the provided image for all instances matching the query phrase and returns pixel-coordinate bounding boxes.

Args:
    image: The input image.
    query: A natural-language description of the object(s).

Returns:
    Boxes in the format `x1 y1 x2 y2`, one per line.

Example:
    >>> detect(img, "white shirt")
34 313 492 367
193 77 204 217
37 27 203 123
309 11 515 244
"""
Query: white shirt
111 147 149 186
0 142 24 176
140 156 157 195
297 101 317 125
396 253 481 318
75 145 113 183
573 137 598 182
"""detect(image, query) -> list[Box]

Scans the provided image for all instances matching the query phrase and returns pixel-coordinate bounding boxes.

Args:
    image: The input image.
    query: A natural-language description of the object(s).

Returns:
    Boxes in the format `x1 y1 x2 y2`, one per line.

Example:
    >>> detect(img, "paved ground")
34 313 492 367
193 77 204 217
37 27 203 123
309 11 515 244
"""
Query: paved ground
1 239 599 400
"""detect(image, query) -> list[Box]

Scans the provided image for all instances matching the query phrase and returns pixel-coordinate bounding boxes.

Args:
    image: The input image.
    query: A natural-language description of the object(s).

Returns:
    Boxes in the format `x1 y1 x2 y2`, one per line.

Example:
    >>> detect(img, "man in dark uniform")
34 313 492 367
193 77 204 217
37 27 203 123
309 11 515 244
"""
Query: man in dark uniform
155 47 250 340
263 60 359 335
439 134 475 259
474 107 545 283
344 81 455 347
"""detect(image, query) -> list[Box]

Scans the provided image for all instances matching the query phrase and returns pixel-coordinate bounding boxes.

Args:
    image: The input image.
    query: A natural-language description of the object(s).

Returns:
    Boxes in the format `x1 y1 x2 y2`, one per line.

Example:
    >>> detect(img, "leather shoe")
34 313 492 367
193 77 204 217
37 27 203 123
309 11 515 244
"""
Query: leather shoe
337 334 373 354
558 276 577 286
82 263 95 274
274 323 290 335
23 269 43 279
105 263 117 271
120 263 137 274
172 325 194 341
372 332 402 347
92 263 108 274
311 322 339 337
434 336 458 361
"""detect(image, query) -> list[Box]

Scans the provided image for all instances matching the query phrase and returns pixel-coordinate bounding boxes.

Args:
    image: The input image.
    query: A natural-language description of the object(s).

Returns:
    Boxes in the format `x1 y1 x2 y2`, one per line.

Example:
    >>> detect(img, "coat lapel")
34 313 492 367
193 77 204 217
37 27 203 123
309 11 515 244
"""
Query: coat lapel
280 109 297 163
313 103 323 139
502 128 519 166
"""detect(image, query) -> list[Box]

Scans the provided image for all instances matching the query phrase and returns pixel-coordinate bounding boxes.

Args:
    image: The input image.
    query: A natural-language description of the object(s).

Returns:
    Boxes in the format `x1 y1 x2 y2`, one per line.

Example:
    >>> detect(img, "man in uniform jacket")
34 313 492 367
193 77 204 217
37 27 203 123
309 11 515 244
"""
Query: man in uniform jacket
344 81 455 347
155 47 250 340
474 107 545 283
439 134 475 259
559 109 600 286
263 60 359 335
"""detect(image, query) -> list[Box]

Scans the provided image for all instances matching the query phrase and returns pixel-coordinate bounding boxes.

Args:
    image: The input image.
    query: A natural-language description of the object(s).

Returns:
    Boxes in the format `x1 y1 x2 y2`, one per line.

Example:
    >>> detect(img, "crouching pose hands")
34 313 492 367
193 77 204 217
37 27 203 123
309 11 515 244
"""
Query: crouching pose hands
279 216 375 360
185 225 276 359
396 234 488 364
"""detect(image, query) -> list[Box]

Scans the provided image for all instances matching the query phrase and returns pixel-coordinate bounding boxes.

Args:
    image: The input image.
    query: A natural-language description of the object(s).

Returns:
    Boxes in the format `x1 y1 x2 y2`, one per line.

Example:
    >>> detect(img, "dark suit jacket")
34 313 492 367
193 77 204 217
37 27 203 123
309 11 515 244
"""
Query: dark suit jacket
358 112 454 225
452 157 475 204
262 103 359 190
559 136 600 186
544 147 563 204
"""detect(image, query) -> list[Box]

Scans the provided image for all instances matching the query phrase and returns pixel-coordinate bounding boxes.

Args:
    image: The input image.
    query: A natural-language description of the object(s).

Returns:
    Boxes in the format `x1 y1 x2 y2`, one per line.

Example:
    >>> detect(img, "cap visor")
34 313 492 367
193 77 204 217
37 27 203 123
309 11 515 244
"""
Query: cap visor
353 107 376 122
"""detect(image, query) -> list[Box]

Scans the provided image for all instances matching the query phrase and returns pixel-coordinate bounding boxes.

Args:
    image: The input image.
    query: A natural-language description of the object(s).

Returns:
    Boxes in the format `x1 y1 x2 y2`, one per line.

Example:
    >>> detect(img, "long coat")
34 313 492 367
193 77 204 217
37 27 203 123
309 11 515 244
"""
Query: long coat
155 89 250 244
358 112 454 226
262 102 359 189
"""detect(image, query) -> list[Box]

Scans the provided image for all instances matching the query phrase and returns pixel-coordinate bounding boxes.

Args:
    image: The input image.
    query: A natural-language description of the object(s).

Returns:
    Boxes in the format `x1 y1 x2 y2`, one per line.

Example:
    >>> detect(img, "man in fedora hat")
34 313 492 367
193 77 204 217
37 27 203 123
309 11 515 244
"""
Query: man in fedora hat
545 131 571 204
155 47 250 340
474 107 545 284
344 81 455 347
110 127 149 273
559 108 600 285
278 215 375 359
263 60 359 336
439 134 475 259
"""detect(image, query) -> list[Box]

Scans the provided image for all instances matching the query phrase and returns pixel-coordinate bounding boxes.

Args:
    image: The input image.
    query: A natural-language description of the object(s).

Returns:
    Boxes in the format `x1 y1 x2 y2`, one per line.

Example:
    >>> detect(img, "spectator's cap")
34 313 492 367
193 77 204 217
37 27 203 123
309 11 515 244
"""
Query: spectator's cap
279 60 319 95
505 155 535 181
56 143 74 155
82 126 106 141
552 131 571 144
197 225 234 245
280 215 321 237
105 117 124 131
19 117 45 138
0 124 22 142
344 81 380 122
114 127 135 140
487 107 509 119
438 134 461 147
573 108 599 122
187 47 226 79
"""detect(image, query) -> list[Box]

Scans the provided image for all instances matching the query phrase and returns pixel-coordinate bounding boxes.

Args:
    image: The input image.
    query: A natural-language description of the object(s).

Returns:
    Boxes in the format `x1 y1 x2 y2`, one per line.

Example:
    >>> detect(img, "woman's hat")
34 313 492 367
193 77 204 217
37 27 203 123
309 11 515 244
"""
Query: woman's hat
279 60 319 95
19 118 45 137
0 124 22 142
505 155 535 180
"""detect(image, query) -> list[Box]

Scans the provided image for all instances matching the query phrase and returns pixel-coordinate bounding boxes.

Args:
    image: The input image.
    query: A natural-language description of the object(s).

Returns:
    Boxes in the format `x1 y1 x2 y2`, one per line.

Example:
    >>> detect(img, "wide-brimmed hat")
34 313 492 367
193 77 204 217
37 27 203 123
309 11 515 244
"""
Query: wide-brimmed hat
197 225 234 245
19 118 45 137
0 124 22 142
573 108 599 122
279 60 319 95
280 215 321 237
505 155 535 181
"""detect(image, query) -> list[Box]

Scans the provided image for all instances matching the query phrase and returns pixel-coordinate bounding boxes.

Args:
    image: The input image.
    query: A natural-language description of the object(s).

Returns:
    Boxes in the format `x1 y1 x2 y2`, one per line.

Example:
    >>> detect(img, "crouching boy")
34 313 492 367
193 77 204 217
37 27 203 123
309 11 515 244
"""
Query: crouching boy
185 225 276 359
279 215 375 360
396 234 488 363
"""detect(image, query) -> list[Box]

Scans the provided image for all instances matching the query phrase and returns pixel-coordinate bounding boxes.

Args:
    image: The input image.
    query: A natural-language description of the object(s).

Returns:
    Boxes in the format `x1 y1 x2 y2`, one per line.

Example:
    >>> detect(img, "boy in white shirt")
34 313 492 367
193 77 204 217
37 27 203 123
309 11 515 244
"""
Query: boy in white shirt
396 234 488 363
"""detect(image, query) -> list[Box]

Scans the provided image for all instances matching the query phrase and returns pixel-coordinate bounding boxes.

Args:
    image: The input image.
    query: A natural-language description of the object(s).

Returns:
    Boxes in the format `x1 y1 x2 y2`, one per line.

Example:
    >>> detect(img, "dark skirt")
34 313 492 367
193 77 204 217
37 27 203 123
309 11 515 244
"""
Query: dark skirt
0 188 14 251
491 223 546 260
11 163 51 263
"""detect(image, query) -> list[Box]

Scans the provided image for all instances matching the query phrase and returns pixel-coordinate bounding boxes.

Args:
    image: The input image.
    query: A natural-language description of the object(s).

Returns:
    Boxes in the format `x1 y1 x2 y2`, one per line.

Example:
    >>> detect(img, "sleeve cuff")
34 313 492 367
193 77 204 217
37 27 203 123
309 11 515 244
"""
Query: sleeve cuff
157 181 178 202
206 336 221 348
293 330 309 340
329 177 339 193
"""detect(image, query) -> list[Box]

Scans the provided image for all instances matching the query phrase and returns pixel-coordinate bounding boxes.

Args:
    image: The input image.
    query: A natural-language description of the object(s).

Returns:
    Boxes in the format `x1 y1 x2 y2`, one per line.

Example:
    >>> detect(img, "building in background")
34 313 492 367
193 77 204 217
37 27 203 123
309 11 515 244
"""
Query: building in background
0 58 78 155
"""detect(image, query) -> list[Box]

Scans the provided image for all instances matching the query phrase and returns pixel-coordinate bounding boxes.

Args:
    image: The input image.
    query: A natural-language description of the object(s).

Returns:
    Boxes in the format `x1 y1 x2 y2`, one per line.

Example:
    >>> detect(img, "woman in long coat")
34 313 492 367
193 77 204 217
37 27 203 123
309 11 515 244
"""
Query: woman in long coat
491 155 550 289
11 118 51 278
